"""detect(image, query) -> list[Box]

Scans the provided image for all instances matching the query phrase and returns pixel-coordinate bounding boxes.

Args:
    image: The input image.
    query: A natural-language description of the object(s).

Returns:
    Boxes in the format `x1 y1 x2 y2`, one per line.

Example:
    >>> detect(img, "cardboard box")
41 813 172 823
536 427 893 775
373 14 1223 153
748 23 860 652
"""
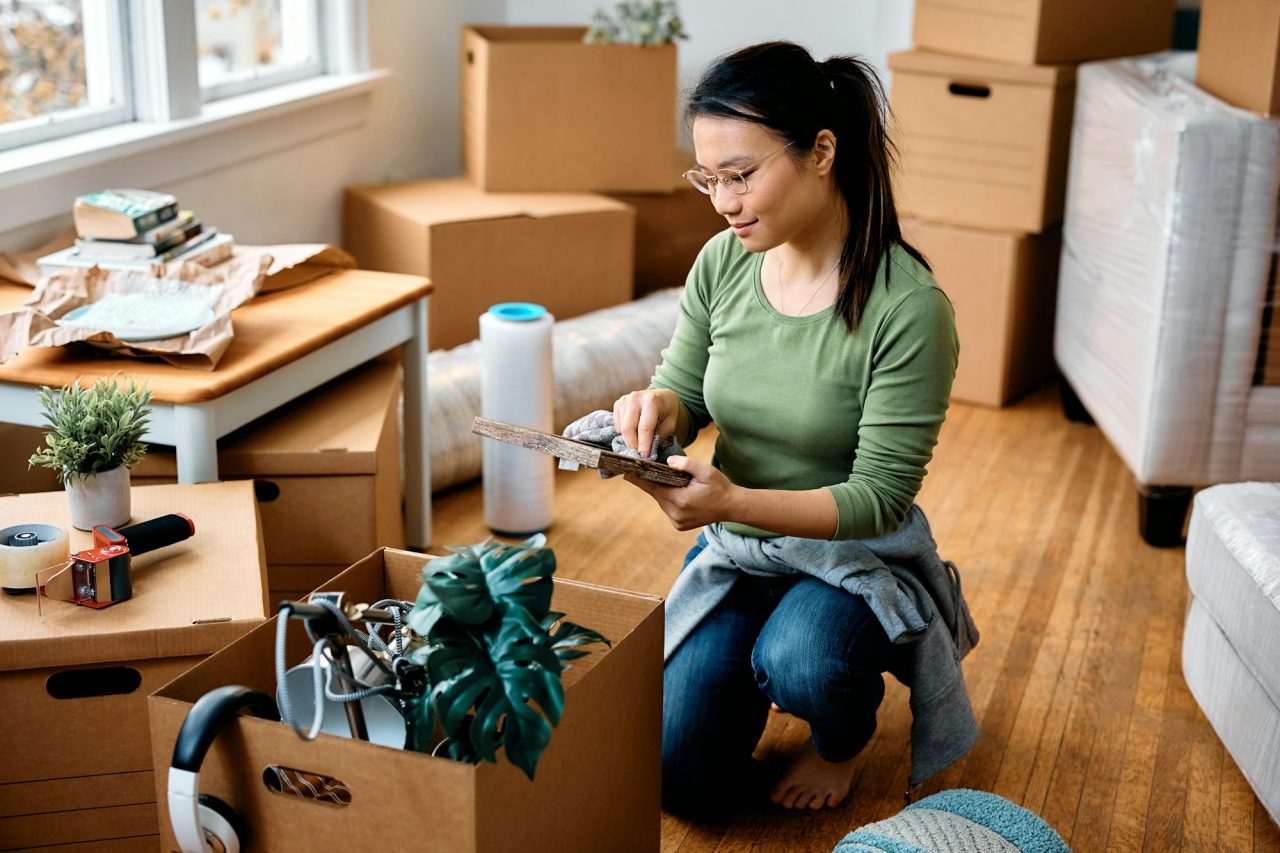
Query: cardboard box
265 565 347 611
461 25 676 192
0 482 265 849
889 50 1076 234
902 219 1062 407
149 547 663 852
0 423 60 495
604 149 729 297
344 178 635 350
132 360 404 573
1198 0 1280 116
913 0 1175 65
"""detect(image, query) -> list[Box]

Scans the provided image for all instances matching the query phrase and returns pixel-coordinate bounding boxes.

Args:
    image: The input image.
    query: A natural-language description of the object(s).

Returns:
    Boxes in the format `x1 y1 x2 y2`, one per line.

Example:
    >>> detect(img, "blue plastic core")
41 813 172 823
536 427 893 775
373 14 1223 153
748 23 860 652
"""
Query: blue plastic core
489 302 547 322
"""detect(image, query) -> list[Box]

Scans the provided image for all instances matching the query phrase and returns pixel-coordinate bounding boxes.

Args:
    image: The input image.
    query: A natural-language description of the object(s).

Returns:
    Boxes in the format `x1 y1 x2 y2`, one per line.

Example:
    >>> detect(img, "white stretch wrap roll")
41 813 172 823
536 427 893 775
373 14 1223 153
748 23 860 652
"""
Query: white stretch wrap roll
0 523 69 591
427 288 683 494
480 306 555 534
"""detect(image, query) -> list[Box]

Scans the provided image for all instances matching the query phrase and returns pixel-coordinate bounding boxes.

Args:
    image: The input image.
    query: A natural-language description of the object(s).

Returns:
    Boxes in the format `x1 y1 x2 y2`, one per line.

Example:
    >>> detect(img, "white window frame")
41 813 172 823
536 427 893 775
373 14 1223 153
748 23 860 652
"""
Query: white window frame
0 0 374 236
197 0 325 103
0 0 132 153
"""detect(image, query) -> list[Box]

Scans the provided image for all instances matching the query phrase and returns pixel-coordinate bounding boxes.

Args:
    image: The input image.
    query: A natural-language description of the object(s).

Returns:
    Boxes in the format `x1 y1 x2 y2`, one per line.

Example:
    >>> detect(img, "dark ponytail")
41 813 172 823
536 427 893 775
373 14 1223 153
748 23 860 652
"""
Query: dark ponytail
686 43 928 332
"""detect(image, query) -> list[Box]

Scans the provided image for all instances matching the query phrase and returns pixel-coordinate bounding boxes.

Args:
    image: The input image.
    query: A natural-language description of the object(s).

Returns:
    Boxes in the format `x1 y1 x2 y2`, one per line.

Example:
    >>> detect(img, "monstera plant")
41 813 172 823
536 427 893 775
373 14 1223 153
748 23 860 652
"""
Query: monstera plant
404 535 609 779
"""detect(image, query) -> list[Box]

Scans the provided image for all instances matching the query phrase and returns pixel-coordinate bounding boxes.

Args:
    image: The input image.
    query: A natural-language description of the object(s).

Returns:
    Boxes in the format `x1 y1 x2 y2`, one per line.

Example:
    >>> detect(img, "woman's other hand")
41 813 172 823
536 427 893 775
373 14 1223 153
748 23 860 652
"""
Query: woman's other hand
613 388 682 456
624 456 740 531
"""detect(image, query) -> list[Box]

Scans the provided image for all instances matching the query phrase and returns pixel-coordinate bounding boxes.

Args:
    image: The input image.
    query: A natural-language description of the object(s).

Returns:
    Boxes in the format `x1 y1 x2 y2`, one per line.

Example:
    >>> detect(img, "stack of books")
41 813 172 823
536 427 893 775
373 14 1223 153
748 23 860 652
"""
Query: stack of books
37 189 235 273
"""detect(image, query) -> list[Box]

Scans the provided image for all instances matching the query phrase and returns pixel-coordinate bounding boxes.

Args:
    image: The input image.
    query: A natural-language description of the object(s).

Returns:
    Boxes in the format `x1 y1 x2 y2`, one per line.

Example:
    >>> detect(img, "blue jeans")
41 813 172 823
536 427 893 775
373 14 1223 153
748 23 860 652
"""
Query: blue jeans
662 531 899 816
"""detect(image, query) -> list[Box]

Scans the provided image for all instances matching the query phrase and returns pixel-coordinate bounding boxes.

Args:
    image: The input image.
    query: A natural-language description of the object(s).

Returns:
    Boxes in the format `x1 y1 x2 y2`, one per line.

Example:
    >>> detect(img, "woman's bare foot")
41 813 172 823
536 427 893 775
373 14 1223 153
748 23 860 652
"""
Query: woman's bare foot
768 742 857 810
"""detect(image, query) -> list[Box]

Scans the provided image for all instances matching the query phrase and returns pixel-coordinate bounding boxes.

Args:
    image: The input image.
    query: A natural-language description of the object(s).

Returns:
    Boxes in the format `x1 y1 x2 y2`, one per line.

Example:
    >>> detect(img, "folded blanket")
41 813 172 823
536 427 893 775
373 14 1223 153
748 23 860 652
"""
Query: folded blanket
835 789 1069 853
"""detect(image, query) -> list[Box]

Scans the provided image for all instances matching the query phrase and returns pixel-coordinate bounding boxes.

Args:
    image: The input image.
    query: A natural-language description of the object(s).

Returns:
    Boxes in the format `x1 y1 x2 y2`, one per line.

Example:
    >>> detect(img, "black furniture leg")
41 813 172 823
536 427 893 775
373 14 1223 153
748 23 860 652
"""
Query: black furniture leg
1137 485 1193 547
1059 376 1094 425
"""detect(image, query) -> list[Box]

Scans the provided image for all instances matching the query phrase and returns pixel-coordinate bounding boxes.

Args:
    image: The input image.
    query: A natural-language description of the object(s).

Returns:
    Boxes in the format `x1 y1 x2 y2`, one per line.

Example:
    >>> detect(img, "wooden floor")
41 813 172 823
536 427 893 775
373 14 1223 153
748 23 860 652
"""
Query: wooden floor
430 383 1280 852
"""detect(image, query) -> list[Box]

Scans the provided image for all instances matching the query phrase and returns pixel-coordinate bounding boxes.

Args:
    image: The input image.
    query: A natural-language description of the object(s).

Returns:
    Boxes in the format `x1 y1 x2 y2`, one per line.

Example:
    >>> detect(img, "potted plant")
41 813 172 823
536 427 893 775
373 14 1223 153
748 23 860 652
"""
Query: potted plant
403 535 609 779
29 377 152 530
584 0 688 45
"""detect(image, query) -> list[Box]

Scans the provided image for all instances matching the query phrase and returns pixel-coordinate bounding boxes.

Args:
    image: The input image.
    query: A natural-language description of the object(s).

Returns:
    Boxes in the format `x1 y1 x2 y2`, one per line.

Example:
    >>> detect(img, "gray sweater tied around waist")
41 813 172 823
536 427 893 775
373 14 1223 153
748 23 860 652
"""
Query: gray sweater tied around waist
665 504 980 788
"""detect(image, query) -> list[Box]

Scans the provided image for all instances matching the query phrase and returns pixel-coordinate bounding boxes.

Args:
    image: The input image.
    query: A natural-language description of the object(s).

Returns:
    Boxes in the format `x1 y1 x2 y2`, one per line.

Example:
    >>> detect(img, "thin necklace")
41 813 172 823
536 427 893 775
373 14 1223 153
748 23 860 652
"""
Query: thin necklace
776 253 840 316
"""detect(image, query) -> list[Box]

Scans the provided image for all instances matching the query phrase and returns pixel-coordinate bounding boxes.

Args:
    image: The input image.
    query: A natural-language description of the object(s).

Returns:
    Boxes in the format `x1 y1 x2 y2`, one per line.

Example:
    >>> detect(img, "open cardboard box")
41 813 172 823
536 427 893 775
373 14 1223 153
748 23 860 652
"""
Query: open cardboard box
461 25 676 192
0 482 266 850
148 548 663 852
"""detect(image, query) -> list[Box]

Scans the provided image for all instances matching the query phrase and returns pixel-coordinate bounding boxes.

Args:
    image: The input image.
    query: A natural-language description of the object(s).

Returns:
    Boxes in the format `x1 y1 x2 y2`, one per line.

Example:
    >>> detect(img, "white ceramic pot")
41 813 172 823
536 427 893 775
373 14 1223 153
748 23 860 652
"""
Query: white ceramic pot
66 465 132 531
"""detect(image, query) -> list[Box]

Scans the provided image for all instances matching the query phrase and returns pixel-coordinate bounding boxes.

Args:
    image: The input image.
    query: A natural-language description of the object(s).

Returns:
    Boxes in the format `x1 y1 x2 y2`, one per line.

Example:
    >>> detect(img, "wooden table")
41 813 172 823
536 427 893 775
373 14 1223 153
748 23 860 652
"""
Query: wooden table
0 269 435 547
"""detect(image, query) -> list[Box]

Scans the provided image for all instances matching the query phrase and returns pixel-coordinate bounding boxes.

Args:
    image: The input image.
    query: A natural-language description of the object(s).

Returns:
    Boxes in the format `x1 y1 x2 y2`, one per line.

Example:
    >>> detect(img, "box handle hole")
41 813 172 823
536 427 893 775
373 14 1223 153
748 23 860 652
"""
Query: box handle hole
254 479 281 502
262 765 352 807
948 82 991 99
46 666 142 699
466 50 474 64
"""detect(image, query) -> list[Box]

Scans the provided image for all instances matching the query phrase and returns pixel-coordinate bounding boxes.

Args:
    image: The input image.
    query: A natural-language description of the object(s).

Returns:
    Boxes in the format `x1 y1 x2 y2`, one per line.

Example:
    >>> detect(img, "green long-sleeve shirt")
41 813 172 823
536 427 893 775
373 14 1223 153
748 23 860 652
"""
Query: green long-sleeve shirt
650 228 958 541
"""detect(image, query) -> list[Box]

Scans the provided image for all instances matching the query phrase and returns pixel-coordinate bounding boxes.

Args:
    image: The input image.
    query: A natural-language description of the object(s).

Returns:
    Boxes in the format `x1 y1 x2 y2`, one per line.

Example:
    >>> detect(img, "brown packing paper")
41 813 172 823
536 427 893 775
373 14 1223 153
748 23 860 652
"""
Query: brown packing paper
0 226 76 288
0 263 267 370
234 243 357 293
0 243 356 369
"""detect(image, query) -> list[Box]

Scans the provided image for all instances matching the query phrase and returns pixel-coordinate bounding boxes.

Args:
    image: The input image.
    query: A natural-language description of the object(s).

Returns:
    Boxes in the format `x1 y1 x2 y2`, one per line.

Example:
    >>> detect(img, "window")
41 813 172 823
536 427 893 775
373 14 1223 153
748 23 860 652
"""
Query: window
0 0 129 152
0 0 362 154
196 0 323 101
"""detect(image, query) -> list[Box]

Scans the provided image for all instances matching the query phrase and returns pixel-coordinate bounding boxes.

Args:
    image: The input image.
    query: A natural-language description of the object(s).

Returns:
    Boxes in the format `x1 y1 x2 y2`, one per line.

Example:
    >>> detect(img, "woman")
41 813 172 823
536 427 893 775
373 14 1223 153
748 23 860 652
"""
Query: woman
610 42 977 817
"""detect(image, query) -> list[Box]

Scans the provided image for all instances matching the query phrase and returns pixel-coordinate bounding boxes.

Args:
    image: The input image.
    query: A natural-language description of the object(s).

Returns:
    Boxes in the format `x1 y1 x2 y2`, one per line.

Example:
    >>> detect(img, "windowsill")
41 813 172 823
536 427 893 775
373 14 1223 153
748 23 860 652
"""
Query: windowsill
0 70 388 235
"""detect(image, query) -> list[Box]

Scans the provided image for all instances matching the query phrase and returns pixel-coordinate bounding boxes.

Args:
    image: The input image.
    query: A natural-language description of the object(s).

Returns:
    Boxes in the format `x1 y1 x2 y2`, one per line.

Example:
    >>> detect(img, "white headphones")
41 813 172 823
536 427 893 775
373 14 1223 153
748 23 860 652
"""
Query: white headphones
168 685 279 853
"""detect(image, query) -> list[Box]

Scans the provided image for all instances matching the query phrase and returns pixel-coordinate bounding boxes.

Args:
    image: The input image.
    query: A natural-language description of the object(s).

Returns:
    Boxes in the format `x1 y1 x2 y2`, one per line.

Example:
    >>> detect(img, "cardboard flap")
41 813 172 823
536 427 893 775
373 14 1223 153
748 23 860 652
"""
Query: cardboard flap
133 360 401 478
888 49 1076 87
465 25 589 43
344 178 633 228
0 482 267 672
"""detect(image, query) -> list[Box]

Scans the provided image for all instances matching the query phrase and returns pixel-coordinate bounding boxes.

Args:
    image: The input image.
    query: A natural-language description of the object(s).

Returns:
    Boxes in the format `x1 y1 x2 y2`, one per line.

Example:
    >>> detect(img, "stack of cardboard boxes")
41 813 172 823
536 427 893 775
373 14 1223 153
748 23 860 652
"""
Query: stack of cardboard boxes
344 25 726 351
1196 0 1280 385
889 0 1175 406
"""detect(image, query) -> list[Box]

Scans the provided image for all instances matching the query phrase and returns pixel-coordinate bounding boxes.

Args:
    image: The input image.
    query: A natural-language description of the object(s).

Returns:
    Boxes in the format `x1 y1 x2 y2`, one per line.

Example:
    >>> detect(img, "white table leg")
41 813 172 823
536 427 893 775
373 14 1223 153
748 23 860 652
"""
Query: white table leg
402 297 431 549
174 405 219 484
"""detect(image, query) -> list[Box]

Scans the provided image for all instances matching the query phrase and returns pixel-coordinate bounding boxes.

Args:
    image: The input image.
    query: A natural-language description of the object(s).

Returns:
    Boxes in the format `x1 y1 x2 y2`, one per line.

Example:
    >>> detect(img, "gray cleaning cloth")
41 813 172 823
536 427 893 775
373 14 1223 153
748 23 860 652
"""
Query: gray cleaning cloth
562 409 684 478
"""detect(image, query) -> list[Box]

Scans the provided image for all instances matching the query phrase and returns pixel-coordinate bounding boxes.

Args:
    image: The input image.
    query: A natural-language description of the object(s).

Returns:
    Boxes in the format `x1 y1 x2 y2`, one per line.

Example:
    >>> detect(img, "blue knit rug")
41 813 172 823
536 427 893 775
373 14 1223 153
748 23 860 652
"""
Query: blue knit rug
834 789 1070 853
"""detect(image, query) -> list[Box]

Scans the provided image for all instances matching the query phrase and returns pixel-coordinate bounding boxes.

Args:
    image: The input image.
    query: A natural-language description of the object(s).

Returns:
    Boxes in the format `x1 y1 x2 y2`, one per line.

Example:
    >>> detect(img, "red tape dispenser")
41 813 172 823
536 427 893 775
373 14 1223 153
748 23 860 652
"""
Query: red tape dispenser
35 514 195 612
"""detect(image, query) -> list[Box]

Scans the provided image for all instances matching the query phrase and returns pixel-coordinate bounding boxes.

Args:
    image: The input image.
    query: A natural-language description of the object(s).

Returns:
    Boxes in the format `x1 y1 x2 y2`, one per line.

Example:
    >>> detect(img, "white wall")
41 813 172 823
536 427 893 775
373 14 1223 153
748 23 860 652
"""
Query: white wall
1 1 913 254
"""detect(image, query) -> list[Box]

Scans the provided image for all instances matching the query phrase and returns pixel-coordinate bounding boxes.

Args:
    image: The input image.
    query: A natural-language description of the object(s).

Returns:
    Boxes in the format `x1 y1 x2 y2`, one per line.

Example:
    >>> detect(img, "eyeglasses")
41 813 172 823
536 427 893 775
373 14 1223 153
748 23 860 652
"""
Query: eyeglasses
682 142 794 196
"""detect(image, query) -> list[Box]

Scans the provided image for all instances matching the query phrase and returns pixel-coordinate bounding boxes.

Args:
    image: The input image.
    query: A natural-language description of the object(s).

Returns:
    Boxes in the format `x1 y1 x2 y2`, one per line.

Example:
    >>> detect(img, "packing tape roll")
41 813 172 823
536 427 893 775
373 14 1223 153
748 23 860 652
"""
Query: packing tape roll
0 524 69 592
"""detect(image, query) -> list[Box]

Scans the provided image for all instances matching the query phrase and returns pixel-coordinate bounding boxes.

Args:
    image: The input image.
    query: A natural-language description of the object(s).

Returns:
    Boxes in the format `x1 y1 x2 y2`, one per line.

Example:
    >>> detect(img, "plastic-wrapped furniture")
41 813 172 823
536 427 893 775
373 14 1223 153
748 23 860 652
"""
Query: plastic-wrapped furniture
1182 483 1280 827
1055 52 1280 545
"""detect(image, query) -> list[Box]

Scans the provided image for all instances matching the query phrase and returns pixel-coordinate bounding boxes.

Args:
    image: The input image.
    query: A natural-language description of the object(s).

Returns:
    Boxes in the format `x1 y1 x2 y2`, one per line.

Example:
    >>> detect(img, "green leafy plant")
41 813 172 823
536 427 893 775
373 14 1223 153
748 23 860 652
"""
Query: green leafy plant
28 378 152 484
584 0 687 45
404 535 609 780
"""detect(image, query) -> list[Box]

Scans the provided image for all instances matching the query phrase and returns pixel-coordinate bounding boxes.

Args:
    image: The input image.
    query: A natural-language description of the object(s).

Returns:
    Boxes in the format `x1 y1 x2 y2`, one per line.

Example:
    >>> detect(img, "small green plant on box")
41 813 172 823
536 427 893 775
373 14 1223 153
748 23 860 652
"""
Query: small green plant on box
403 535 609 779
584 0 687 45
29 378 152 484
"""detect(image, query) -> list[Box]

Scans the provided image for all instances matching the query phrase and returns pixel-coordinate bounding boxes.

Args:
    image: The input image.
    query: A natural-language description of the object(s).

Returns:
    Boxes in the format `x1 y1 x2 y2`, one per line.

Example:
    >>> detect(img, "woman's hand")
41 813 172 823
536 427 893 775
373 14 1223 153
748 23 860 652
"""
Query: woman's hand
613 389 682 454
624 456 741 531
